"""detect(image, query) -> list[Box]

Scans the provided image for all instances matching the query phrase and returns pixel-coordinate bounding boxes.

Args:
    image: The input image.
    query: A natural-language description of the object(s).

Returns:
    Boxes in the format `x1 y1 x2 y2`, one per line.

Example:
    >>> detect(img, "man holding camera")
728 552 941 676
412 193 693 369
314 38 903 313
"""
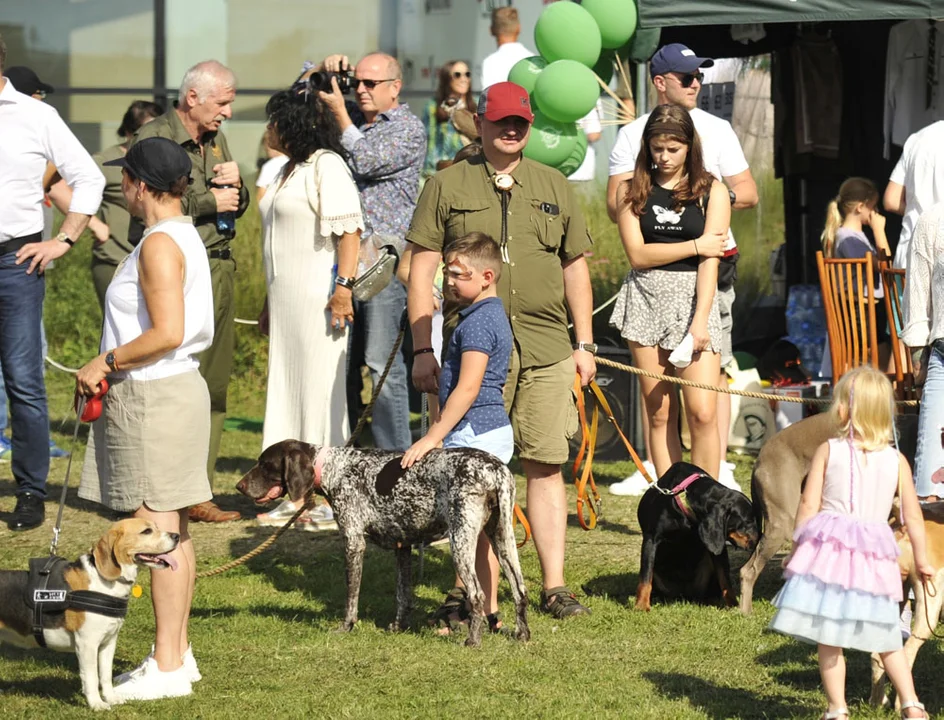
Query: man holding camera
318 52 425 451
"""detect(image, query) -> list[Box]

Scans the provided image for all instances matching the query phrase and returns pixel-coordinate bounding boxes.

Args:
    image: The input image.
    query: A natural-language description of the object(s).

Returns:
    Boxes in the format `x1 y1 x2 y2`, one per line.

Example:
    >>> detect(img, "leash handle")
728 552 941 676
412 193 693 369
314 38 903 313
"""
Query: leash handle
587 379 655 485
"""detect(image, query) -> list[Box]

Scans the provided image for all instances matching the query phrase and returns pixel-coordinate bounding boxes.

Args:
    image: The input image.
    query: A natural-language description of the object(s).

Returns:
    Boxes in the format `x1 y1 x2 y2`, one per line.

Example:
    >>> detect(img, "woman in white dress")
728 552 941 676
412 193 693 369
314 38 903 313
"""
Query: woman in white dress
256 85 364 530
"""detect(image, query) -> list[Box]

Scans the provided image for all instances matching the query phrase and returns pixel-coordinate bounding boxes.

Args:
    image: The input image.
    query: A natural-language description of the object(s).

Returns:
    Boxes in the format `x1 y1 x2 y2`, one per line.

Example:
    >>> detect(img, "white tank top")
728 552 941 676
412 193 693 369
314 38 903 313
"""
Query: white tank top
101 216 214 381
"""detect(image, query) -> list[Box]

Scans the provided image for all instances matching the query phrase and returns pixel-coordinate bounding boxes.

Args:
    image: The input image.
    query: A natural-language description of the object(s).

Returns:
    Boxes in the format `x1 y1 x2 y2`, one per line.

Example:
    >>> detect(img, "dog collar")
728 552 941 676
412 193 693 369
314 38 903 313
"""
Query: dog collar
313 447 329 492
673 472 701 520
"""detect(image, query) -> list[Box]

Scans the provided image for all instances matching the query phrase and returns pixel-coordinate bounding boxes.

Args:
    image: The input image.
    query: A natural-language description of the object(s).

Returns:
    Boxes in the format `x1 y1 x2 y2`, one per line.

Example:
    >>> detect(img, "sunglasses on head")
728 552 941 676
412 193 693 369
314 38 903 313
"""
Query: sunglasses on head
671 71 704 88
354 77 396 90
452 70 471 79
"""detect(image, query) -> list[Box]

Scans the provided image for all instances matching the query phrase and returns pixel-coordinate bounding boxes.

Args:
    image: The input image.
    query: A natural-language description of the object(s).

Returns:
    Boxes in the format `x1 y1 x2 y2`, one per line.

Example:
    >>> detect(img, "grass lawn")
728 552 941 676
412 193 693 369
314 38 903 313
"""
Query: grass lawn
2 372 942 719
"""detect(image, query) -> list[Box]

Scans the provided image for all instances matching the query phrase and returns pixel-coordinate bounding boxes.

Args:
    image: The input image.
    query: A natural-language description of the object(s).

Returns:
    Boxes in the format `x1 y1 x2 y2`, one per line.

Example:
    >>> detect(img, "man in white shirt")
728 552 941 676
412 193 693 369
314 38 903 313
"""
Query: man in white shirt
0 36 105 531
606 43 758 494
480 7 534 91
884 121 944 269
568 100 603 183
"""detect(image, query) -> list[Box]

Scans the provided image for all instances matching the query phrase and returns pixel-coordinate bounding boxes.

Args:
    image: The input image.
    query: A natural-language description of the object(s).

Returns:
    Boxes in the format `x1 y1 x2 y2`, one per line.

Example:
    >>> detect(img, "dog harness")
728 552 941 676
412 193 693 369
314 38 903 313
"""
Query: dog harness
26 556 129 647
669 472 702 520
313 446 329 491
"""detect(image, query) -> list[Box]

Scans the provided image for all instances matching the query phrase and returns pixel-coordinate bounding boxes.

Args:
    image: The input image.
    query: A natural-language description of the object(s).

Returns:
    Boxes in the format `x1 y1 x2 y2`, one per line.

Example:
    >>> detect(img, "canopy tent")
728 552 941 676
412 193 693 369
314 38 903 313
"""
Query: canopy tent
637 0 944 28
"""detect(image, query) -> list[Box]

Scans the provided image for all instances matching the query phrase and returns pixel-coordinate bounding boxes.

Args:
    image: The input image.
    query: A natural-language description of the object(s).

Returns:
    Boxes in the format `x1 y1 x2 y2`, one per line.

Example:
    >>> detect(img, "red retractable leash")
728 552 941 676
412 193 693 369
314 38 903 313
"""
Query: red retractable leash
79 379 109 422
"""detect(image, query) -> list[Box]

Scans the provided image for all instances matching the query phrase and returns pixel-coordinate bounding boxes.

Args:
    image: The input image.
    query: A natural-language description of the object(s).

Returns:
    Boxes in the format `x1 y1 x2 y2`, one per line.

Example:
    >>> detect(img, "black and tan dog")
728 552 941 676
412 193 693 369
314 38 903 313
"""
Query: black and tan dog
635 461 759 611
0 518 179 710
236 439 529 647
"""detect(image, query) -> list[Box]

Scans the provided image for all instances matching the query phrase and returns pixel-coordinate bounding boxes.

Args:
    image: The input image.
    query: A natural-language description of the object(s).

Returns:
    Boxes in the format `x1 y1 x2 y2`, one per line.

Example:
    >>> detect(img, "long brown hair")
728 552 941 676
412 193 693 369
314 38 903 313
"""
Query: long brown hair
623 104 713 217
821 177 879 257
435 60 474 123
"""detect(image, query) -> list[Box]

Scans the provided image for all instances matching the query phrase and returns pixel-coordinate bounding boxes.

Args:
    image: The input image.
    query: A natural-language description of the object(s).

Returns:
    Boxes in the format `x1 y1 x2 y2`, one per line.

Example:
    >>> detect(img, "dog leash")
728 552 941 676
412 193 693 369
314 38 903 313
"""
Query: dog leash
196 307 408 580
919 577 944 640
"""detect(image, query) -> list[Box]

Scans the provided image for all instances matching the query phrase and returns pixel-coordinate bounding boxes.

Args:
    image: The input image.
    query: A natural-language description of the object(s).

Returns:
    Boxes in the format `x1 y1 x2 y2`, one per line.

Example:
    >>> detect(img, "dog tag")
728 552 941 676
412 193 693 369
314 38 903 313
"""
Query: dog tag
131 584 143 599
34 589 67 602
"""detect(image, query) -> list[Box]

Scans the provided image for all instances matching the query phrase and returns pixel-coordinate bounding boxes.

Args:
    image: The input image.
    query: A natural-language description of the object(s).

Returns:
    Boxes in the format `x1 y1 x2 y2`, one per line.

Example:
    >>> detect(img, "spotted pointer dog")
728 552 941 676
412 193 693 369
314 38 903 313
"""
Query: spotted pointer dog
237 439 529 646
0 518 179 710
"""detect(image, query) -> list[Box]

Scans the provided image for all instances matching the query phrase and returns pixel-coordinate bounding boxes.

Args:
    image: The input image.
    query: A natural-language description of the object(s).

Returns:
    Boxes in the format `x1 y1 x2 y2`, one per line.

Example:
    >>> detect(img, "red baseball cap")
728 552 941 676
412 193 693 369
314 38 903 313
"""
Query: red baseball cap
477 81 534 123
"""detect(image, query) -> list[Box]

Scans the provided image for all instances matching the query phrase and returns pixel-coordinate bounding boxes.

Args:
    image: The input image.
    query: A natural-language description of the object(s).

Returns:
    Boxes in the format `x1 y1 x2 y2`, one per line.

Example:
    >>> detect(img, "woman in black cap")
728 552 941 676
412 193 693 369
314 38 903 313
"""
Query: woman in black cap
76 136 214 702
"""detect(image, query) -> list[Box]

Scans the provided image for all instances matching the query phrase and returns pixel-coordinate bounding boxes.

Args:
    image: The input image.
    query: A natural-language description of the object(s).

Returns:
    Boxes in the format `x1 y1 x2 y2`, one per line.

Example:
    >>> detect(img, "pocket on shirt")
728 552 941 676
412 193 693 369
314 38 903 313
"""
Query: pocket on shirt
445 198 493 243
531 208 562 252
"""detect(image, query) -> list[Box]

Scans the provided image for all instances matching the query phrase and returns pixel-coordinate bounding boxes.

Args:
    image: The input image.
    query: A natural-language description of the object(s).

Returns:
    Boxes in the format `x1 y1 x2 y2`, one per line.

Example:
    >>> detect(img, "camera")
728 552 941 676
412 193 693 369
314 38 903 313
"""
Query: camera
304 70 354 95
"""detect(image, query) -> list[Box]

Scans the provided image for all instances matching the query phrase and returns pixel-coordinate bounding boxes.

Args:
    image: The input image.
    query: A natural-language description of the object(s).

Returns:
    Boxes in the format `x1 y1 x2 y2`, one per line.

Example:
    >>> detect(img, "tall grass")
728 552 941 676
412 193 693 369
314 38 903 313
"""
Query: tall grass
45 176 784 392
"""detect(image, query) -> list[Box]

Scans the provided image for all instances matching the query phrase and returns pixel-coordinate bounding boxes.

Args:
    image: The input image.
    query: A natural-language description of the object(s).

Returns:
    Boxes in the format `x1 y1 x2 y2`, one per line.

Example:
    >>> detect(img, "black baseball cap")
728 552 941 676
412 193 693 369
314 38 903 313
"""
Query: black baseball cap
5 66 54 96
649 43 714 78
103 137 192 191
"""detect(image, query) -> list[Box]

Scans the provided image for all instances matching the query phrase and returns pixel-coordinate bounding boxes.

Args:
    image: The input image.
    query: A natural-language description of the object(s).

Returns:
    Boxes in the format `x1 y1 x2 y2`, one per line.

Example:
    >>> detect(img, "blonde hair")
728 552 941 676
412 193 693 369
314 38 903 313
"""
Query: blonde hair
820 177 879 257
828 366 895 451
491 7 520 36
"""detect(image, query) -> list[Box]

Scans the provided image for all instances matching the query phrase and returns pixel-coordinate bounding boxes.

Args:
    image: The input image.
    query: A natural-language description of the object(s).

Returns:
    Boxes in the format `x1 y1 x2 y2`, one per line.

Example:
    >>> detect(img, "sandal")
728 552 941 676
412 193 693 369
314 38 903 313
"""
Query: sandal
539 586 591 619
428 587 469 635
821 709 847 720
900 700 928 719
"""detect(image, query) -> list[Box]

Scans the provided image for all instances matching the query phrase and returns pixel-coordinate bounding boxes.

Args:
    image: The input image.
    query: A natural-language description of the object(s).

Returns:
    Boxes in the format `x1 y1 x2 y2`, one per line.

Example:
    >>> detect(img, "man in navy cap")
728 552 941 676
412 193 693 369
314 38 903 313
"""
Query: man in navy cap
606 43 759 495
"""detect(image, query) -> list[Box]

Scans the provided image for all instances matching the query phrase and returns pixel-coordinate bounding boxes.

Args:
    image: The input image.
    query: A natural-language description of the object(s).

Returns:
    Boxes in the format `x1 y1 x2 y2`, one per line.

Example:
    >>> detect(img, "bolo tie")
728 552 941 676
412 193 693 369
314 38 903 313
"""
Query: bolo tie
494 173 513 263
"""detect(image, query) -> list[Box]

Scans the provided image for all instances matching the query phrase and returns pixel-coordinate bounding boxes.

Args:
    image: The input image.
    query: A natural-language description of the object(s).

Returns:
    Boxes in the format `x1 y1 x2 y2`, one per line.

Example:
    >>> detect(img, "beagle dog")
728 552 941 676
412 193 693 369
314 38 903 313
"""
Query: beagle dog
0 518 179 710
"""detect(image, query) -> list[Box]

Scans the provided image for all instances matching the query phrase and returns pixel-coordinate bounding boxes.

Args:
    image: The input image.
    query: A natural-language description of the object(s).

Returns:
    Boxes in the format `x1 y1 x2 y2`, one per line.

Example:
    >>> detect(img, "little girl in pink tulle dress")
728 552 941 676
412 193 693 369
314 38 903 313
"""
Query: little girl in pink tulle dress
769 366 934 719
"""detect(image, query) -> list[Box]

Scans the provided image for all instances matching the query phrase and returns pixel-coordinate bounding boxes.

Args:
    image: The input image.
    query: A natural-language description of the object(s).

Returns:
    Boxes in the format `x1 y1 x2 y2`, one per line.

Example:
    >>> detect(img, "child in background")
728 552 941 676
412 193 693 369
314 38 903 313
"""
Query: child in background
821 177 892 368
769 366 933 719
402 232 513 633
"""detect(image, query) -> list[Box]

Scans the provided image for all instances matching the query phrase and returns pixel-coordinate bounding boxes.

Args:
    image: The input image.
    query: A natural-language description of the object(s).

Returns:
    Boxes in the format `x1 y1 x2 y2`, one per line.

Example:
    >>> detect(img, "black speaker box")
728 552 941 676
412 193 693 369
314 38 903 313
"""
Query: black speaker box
570 345 647 462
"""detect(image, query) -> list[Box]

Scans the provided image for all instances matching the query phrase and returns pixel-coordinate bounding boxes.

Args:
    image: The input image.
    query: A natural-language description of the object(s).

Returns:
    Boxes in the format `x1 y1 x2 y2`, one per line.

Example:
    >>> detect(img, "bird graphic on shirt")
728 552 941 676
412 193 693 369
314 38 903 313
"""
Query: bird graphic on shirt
653 205 683 225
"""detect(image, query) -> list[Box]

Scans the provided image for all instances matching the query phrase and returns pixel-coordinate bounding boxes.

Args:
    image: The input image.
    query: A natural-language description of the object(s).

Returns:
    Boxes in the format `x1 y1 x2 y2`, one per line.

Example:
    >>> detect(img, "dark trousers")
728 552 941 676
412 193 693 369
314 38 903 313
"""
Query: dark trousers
0 250 49 498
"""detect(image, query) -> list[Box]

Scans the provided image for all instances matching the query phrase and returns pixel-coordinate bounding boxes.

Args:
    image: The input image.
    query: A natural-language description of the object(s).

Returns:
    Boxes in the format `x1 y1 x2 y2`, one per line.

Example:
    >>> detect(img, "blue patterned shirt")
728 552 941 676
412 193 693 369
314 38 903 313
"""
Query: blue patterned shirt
340 103 425 247
439 297 513 435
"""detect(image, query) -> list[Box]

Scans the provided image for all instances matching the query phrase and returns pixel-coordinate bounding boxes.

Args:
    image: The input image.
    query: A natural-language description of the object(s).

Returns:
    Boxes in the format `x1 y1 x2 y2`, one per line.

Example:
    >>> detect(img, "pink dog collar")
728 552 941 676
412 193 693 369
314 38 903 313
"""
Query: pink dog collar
673 472 701 519
313 447 329 491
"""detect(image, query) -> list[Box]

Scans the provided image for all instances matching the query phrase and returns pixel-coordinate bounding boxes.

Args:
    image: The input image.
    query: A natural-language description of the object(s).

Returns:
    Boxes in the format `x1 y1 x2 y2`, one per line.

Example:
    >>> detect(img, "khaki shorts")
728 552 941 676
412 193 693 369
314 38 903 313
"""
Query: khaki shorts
504 349 579 466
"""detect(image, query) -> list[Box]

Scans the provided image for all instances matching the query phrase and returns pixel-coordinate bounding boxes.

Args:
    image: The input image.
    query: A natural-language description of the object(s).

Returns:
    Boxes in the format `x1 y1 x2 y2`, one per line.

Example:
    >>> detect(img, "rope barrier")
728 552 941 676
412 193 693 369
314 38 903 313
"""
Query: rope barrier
594 356 920 407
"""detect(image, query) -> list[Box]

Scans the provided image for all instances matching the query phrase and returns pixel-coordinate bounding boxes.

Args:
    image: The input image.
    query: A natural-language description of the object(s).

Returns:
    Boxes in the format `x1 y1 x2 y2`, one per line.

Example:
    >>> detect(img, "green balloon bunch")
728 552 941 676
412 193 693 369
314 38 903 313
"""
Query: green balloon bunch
524 0 640 177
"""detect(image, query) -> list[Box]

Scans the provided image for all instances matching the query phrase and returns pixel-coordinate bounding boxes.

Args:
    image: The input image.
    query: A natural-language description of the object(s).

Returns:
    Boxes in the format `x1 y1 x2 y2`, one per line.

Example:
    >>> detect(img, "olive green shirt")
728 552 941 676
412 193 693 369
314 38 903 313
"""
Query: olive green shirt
406 154 593 368
91 142 134 264
132 109 249 249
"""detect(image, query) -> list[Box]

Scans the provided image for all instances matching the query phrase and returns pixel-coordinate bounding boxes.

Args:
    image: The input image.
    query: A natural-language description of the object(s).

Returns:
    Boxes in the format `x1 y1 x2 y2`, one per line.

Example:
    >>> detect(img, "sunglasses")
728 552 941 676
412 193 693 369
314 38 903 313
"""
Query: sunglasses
354 77 396 90
671 71 704 88
452 70 471 79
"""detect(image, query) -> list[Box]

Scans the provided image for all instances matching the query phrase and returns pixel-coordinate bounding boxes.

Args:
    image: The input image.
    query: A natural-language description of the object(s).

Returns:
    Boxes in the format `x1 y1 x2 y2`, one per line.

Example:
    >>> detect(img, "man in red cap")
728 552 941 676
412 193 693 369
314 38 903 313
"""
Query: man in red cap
407 81 596 621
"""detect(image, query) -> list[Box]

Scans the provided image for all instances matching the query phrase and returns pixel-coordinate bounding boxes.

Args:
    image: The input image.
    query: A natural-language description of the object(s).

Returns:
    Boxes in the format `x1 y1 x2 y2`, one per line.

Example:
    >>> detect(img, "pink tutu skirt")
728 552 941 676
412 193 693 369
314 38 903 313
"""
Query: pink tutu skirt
769 511 904 653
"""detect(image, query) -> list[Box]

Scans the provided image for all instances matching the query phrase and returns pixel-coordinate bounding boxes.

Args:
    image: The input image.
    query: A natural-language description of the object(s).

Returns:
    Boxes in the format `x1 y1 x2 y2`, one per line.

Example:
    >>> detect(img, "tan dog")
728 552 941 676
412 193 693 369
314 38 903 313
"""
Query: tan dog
870 503 944 709
0 519 179 710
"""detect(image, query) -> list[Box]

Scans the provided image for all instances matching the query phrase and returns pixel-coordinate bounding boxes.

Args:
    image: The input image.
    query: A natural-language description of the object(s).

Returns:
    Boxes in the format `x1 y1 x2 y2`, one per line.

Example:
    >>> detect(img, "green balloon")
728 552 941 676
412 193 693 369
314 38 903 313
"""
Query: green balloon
581 0 638 50
508 56 547 94
556 129 589 177
533 59 600 124
592 50 616 85
534 1 602 68
523 111 578 168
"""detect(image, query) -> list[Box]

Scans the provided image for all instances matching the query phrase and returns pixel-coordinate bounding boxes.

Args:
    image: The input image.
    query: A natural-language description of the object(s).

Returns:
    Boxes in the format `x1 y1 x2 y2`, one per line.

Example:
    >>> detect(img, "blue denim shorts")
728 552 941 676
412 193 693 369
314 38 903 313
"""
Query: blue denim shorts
443 423 514 464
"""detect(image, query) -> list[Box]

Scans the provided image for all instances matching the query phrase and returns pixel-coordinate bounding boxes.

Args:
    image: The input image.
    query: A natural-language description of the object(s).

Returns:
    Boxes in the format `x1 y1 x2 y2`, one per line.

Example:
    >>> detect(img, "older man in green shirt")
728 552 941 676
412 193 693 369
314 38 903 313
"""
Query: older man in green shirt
407 82 597 619
133 60 249 523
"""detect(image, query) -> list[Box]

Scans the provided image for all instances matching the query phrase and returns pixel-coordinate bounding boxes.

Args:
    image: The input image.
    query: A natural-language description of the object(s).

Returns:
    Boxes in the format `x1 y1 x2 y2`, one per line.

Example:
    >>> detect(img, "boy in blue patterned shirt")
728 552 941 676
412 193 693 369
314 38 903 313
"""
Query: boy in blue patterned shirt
402 231 512 631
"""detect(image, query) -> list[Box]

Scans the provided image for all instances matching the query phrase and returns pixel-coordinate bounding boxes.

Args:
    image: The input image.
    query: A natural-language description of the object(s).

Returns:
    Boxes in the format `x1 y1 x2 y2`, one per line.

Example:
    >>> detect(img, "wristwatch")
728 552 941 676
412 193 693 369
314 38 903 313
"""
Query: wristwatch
574 342 598 355
105 350 120 373
335 275 356 290
728 188 737 206
55 231 74 247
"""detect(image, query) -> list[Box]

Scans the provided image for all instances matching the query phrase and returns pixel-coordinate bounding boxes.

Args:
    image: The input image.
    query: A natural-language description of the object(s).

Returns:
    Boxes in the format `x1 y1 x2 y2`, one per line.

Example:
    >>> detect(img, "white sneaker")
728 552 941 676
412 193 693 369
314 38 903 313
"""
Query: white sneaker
717 463 743 493
183 644 201 683
609 461 657 496
113 657 192 701
256 498 300 527
297 504 338 532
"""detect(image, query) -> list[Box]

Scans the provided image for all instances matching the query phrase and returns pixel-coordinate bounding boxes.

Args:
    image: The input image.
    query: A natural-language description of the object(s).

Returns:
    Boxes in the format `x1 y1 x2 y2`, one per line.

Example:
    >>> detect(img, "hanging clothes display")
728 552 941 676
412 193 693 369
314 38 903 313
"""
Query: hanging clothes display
791 32 843 158
884 19 944 157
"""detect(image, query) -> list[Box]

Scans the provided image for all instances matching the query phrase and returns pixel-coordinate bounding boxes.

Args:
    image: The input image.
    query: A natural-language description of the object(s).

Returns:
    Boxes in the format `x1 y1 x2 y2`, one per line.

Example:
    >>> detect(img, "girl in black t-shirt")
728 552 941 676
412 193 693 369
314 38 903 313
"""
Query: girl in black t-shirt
609 104 730 481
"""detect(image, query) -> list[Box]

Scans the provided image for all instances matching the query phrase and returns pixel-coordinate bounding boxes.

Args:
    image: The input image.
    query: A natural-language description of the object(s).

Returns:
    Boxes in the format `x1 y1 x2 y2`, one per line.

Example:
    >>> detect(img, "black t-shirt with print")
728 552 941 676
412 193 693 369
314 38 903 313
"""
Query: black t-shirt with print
639 183 705 272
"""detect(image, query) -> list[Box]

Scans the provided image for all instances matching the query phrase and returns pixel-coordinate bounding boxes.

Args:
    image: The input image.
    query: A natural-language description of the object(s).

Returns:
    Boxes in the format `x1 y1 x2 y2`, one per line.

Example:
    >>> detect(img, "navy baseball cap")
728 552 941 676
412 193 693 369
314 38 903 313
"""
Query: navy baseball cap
103 137 192 191
649 44 714 78
5 66 54 96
